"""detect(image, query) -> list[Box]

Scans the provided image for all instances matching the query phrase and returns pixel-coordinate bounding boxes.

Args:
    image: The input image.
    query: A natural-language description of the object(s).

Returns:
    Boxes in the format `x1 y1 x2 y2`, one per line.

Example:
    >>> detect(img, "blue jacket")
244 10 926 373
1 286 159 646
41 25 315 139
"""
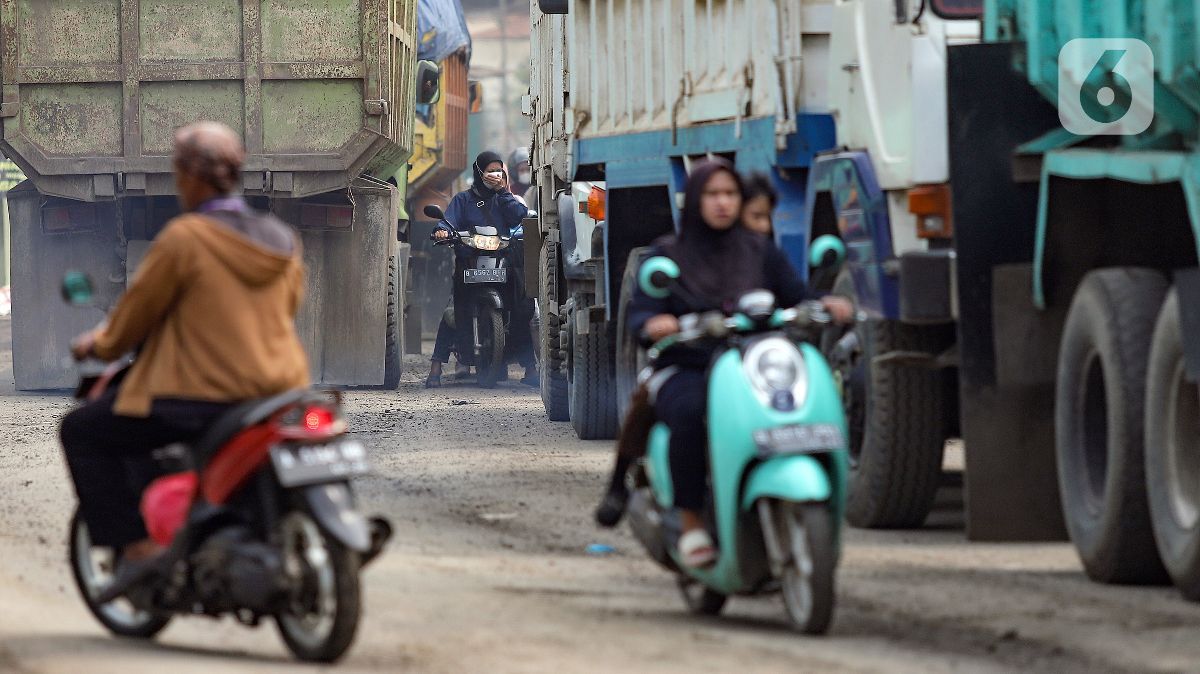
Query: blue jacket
441 187 527 237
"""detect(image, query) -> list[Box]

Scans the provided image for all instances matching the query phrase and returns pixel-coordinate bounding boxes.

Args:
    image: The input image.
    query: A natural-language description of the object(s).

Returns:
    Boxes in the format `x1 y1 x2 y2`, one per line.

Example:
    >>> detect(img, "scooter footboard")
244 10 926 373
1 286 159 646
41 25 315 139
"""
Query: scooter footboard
740 455 832 511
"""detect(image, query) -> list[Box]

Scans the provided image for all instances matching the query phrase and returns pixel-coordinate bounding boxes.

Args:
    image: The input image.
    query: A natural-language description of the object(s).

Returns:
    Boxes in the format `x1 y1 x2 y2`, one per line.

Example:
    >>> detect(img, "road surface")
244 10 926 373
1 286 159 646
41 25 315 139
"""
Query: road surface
1 316 1198 673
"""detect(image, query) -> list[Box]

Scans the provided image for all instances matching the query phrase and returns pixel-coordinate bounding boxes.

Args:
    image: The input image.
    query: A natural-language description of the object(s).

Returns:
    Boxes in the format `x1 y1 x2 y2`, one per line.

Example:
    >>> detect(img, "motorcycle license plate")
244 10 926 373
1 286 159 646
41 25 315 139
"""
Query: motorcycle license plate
464 268 507 284
270 440 369 488
752 424 845 456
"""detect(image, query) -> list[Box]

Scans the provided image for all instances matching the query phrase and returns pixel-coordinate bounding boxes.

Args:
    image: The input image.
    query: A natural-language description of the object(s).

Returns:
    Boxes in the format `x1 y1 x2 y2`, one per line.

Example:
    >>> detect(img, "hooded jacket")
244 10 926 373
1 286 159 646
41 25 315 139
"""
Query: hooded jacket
94 208 310 417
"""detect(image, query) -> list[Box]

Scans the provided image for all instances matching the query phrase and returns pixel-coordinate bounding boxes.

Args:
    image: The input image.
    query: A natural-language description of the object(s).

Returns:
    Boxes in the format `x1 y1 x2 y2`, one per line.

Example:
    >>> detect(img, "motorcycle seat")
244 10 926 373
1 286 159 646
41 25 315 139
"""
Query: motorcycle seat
192 389 309 465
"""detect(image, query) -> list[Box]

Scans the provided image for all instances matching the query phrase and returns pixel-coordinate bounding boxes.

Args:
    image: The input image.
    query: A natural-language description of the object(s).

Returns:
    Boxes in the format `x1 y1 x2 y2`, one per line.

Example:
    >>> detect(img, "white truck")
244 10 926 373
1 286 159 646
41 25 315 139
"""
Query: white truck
527 0 839 439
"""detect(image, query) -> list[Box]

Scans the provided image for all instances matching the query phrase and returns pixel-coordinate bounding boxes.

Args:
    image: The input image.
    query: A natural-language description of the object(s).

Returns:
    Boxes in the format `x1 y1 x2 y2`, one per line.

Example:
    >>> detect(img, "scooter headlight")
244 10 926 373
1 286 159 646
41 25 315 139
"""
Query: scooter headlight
744 337 808 409
470 234 502 251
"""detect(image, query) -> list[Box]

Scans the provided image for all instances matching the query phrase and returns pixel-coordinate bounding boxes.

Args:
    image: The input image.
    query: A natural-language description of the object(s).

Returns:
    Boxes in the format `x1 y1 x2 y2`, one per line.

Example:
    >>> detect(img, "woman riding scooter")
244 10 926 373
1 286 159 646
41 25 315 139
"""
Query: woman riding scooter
615 159 852 567
426 151 535 388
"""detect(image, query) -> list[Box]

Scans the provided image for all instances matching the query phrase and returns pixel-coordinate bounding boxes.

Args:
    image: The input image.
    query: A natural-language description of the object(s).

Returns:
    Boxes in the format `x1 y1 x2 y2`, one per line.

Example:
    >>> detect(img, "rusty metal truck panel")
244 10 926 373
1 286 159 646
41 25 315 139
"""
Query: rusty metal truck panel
0 0 418 201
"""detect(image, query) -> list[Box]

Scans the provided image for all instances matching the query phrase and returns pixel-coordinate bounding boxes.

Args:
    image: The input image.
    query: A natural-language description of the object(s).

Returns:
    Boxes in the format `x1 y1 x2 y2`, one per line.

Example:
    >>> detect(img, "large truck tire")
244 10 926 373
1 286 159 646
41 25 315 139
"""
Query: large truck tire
1144 288 1200 596
540 236 570 421
1056 268 1169 584
616 248 651 420
826 271 948 528
567 295 618 440
383 254 403 390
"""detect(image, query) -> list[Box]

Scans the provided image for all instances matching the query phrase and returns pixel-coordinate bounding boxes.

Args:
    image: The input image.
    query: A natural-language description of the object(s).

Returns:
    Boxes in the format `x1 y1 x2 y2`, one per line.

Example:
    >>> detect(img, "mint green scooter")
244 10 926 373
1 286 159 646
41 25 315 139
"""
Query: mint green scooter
624 236 851 634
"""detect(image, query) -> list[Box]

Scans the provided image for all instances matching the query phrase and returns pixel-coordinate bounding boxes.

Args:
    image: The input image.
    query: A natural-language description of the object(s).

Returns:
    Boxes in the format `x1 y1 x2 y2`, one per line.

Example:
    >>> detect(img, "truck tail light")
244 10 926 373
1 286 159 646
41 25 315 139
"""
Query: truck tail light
908 184 953 239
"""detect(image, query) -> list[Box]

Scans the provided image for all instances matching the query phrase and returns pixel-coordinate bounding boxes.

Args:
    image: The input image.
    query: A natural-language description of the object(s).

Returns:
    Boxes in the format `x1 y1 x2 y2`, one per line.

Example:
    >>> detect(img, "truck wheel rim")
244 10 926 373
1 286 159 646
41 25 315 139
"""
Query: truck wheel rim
1079 351 1109 516
1166 359 1200 529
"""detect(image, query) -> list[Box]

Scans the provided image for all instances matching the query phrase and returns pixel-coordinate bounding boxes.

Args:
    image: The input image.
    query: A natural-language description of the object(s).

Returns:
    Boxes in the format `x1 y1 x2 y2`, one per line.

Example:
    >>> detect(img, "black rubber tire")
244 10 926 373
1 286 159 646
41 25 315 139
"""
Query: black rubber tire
539 235 570 420
616 248 651 421
778 502 837 635
568 296 618 440
1145 289 1200 598
275 513 362 663
1056 268 1169 584
677 576 727 616
383 254 403 390
475 305 507 389
68 510 171 640
826 270 948 528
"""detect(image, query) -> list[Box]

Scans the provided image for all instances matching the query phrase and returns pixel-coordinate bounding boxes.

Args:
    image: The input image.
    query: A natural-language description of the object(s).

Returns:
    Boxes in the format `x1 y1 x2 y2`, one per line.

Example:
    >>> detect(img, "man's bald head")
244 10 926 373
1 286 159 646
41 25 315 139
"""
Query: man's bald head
173 121 245 196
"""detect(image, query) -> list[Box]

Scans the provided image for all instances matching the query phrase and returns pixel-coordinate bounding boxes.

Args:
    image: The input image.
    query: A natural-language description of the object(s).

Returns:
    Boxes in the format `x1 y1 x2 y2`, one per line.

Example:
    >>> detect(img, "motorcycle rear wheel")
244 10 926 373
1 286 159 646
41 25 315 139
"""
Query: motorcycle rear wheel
275 510 361 663
68 509 171 639
677 575 727 615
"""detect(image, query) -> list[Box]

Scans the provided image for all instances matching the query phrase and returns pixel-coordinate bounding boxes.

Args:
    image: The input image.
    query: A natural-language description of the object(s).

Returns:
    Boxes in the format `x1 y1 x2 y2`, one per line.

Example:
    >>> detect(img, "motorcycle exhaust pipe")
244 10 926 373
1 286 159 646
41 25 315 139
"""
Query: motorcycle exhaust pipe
361 516 393 567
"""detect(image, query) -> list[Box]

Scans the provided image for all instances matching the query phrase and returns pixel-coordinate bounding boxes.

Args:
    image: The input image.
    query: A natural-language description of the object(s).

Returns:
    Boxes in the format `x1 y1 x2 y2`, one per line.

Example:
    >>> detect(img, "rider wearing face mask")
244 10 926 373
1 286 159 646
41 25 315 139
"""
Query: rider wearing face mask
606 159 852 567
426 151 534 387
508 147 533 205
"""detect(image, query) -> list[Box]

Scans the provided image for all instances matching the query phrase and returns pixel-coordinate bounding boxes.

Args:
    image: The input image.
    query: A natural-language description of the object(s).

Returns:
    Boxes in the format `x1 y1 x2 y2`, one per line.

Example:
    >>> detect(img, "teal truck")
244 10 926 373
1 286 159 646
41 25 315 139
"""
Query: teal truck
3 1 438 390
938 0 1200 593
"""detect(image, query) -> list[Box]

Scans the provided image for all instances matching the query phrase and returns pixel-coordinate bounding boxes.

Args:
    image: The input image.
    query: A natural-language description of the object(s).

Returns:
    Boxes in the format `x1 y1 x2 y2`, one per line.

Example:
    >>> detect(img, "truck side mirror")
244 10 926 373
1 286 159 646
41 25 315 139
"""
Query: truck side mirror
416 60 441 105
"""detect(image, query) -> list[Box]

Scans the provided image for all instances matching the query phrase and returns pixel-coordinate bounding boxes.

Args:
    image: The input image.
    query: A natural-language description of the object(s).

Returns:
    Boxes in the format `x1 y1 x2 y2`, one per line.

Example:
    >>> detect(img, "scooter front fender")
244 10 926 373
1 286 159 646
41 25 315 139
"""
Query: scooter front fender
740 455 831 511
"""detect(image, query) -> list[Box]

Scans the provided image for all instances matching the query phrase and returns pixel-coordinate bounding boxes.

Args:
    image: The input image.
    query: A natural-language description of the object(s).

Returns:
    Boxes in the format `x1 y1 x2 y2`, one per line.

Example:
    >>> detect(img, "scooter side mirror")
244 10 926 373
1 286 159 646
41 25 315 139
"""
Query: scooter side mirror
61 271 95 306
639 256 680 299
423 205 446 221
809 234 847 269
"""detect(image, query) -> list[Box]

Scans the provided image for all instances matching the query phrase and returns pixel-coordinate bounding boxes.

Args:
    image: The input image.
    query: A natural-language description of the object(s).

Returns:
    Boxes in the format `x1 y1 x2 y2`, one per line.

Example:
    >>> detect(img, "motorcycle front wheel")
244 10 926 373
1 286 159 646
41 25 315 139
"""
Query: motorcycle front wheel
68 509 171 639
275 509 361 663
475 304 507 388
772 501 836 635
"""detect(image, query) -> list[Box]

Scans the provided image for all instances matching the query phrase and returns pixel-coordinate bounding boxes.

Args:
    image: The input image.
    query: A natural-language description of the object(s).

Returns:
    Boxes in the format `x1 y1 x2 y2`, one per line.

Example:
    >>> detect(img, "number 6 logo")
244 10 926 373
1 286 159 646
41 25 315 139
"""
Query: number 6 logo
1058 39 1154 136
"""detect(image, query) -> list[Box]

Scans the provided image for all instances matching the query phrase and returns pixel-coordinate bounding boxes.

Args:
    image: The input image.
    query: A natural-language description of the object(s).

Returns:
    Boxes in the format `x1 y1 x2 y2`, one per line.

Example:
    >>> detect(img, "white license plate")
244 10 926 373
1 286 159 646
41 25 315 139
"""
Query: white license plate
270 440 369 487
464 268 506 284
753 424 845 456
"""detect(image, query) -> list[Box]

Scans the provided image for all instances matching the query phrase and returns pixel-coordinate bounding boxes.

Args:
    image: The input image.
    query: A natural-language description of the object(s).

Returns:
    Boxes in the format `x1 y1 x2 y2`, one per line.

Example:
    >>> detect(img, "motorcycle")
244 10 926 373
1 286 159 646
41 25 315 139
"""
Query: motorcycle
60 272 391 663
623 236 853 634
423 203 523 387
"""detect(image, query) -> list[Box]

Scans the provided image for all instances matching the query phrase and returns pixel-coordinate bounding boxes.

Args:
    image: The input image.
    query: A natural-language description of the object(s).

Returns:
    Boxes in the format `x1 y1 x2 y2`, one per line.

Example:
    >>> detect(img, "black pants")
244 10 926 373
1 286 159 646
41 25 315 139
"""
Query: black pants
431 304 457 364
60 389 232 548
656 368 709 511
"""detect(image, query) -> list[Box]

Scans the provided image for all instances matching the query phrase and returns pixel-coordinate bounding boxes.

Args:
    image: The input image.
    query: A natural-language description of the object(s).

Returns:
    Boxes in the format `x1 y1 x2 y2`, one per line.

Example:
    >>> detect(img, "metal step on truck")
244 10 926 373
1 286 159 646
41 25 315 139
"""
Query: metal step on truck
5 0 439 390
528 0 838 439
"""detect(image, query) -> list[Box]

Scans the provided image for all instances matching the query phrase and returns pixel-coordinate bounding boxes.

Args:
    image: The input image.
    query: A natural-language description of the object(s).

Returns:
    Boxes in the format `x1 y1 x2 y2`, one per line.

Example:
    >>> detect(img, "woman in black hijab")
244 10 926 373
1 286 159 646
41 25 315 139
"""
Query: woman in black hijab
609 158 850 567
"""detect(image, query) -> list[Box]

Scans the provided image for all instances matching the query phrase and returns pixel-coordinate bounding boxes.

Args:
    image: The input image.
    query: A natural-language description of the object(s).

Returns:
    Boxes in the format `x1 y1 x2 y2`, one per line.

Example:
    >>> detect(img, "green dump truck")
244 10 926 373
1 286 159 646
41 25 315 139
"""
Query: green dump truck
3 1 438 389
944 0 1200 594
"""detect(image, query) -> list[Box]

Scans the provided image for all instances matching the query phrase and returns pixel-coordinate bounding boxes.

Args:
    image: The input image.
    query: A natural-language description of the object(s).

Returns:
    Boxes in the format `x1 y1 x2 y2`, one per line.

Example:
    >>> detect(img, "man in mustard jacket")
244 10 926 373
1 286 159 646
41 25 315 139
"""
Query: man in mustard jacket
61 121 310 565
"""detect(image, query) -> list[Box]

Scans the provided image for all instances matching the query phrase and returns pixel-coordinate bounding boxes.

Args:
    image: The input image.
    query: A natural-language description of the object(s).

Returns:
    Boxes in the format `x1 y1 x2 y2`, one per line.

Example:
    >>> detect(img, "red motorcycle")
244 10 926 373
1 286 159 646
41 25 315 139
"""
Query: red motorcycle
62 272 390 663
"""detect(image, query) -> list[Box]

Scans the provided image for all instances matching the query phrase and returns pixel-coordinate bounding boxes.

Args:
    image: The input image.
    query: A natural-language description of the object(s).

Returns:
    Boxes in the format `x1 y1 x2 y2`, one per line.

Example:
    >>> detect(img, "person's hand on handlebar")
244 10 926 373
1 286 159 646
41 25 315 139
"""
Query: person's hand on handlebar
433 229 451 240
645 314 680 341
820 296 855 325
70 330 98 361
